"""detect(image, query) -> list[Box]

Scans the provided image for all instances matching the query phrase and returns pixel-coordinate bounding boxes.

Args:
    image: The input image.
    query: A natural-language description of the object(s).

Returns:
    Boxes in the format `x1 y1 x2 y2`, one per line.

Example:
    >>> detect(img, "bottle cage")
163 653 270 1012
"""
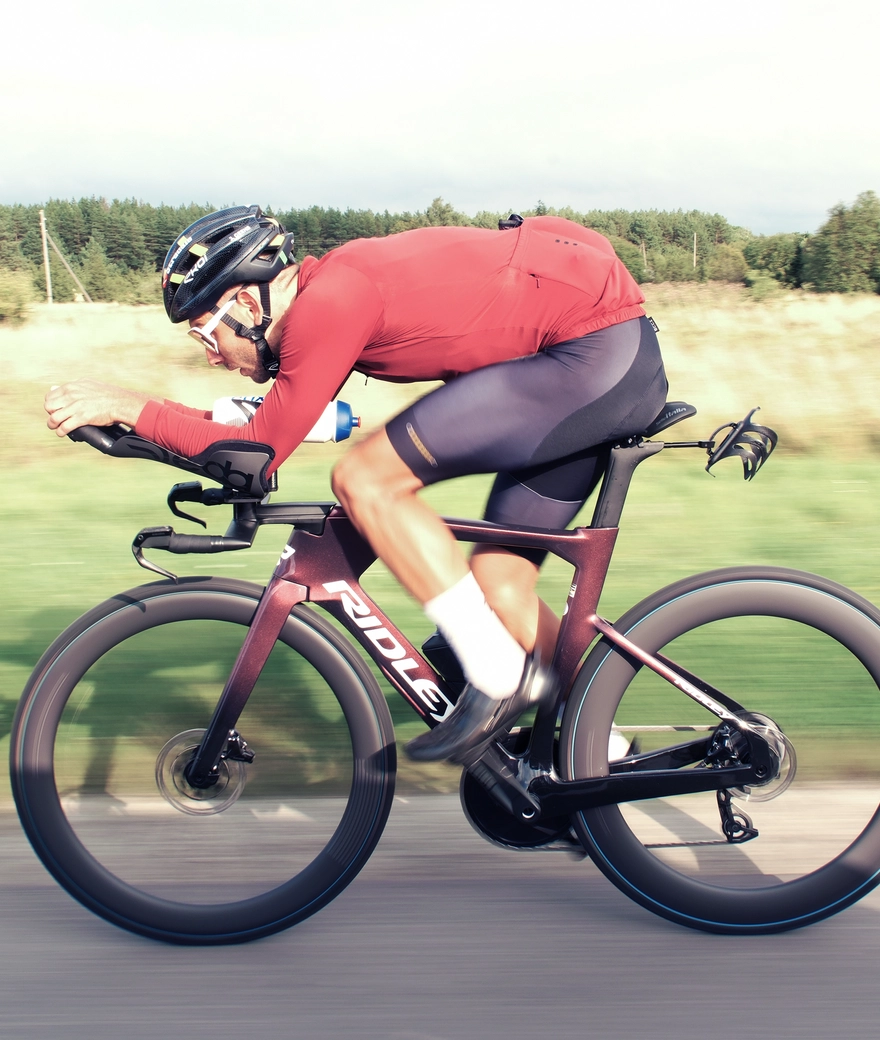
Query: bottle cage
705 408 777 481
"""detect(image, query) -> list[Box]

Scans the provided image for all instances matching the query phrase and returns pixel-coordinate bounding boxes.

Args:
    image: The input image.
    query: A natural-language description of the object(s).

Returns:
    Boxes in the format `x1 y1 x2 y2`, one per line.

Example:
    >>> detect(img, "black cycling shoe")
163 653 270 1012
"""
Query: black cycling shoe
405 654 555 764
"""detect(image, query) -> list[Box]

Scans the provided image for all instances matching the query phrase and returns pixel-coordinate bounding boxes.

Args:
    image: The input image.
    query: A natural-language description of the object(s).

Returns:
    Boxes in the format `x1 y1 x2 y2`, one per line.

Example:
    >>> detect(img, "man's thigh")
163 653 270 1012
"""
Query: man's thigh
385 315 667 531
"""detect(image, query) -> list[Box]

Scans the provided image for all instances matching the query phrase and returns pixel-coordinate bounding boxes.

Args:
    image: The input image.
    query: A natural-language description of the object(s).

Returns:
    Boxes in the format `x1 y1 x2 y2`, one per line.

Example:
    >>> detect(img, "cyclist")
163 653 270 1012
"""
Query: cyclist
44 205 667 763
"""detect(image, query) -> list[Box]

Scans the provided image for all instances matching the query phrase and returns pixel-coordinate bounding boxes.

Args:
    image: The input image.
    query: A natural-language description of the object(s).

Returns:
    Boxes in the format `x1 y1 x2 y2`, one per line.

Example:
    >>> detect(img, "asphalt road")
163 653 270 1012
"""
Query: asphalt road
2 795 879 1040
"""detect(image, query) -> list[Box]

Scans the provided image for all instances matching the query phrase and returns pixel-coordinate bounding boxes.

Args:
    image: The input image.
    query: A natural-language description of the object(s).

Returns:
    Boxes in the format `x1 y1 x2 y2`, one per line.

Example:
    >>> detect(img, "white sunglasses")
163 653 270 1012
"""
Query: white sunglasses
187 297 238 354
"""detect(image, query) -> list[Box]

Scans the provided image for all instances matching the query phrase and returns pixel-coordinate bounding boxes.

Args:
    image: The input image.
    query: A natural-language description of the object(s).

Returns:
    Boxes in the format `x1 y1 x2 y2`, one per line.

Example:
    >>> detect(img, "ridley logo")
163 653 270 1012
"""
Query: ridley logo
322 580 454 722
276 544 295 568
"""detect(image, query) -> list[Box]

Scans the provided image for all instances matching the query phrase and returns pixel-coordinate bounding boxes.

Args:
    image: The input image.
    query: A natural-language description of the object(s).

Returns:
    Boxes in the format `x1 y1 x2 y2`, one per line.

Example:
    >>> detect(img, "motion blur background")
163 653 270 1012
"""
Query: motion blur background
1 0 879 1035
3 285 879 795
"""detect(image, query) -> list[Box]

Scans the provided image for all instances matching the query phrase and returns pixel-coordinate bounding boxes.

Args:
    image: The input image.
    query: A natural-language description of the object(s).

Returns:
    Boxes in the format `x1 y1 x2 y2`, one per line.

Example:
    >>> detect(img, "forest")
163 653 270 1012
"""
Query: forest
0 190 878 322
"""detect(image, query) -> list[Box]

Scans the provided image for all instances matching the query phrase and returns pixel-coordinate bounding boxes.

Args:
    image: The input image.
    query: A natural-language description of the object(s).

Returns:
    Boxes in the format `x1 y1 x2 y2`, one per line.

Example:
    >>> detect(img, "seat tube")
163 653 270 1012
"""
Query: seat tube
528 526 618 770
550 527 618 684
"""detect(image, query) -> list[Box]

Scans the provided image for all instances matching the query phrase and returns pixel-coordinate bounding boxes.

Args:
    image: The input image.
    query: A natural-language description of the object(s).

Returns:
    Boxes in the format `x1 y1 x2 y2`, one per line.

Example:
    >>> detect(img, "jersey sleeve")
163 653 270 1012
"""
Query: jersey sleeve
163 401 212 420
136 263 384 473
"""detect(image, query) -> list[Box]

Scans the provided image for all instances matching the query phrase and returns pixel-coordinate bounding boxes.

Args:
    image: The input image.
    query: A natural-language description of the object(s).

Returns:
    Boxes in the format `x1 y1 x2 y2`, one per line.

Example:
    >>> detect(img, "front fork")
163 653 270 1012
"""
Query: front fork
184 577 306 788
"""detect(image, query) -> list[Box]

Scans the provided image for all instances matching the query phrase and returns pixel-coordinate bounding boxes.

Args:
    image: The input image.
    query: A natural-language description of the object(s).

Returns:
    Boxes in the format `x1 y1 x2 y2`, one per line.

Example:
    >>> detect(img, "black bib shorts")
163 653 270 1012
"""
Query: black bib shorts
386 315 667 558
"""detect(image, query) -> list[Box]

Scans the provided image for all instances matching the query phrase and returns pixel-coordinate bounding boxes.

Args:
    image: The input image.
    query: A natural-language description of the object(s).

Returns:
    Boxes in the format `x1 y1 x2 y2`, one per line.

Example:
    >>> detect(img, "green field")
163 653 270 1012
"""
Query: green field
2 288 880 797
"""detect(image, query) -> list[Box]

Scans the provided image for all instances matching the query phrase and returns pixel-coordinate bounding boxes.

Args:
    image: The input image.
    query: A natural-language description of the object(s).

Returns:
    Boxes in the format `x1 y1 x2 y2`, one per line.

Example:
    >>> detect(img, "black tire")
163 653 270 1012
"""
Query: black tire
560 567 880 934
11 577 396 945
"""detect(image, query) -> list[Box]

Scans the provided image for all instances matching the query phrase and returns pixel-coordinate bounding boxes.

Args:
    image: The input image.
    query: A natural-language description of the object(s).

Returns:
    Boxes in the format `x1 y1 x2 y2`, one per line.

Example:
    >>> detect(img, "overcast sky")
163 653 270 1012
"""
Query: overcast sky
2 0 876 234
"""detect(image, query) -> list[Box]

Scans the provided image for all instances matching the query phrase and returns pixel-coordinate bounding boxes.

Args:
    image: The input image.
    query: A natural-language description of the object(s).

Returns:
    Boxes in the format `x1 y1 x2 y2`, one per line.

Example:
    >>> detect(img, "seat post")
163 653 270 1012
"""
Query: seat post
589 440 664 529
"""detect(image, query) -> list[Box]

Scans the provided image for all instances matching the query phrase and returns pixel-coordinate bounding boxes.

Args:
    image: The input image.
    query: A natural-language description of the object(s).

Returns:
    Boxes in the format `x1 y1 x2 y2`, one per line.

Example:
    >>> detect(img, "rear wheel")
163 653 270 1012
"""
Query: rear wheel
560 567 880 933
11 577 396 945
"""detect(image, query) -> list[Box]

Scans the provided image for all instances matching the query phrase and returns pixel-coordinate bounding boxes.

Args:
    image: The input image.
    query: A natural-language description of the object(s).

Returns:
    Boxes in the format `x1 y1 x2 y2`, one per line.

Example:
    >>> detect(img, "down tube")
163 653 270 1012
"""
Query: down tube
276 511 458 727
312 579 457 726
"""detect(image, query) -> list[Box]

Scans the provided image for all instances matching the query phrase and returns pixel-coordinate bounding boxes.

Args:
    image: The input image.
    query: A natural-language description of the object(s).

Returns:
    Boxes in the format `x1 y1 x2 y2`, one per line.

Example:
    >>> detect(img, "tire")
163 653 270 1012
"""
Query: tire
560 567 880 934
11 577 396 945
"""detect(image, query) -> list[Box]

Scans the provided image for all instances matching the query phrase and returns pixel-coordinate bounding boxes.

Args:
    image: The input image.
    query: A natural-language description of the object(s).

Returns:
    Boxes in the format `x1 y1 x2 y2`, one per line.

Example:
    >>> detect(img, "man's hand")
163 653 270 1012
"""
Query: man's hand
44 380 159 437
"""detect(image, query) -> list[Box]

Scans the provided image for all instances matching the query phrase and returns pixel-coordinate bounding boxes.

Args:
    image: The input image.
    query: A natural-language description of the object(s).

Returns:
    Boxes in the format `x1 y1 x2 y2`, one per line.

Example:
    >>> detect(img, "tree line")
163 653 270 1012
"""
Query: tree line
1 191 877 321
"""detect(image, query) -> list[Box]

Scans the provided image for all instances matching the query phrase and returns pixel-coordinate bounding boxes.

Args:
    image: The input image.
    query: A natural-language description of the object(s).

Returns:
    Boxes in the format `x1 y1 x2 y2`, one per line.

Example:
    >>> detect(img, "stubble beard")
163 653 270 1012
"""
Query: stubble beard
245 346 273 384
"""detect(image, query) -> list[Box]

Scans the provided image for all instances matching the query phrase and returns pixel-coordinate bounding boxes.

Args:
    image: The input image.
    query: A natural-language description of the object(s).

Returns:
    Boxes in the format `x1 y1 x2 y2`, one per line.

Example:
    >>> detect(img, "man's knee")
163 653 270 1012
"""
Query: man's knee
332 429 422 511
330 447 374 511
330 449 357 501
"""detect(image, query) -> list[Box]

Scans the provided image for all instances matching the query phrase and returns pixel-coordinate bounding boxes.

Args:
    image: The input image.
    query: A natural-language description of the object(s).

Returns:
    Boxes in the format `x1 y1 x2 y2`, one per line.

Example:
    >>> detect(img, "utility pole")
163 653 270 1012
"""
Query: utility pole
693 232 697 270
39 209 53 304
46 232 93 303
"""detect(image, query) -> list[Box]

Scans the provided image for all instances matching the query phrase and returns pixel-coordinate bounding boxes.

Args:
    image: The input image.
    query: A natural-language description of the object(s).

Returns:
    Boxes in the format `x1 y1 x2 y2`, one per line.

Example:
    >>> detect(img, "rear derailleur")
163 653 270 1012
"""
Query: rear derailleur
705 722 765 844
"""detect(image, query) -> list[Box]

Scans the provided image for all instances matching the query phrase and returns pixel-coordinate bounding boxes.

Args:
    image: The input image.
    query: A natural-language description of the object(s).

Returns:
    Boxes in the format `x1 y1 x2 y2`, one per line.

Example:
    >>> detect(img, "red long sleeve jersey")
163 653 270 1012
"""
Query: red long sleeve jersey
137 216 645 472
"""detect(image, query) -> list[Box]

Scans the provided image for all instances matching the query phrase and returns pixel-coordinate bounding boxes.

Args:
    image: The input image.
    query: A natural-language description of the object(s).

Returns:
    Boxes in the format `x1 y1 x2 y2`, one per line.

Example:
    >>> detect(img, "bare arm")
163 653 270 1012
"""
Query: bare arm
44 379 163 437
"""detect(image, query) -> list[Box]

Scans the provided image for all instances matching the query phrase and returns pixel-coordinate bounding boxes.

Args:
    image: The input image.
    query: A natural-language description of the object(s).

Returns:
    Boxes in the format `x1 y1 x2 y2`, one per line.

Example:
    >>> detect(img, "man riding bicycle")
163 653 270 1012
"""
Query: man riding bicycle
44 204 667 763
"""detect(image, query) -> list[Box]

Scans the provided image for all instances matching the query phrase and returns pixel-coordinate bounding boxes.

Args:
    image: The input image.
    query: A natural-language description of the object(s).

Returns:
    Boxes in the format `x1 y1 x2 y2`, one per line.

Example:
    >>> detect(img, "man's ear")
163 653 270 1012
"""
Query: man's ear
235 285 262 323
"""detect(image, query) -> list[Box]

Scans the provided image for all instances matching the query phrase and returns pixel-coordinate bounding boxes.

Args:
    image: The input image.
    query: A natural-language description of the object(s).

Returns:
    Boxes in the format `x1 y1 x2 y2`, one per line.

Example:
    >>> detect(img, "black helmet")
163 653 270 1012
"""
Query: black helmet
162 205 295 323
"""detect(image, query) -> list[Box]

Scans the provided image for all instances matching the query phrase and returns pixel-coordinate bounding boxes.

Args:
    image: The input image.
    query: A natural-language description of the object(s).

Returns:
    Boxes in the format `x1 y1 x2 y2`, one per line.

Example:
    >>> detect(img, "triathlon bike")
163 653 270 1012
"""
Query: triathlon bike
12 403 880 944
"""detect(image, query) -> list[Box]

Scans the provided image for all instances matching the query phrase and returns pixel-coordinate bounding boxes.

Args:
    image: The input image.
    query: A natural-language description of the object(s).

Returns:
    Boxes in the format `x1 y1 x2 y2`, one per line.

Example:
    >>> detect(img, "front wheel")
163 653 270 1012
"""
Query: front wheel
560 567 880 933
11 577 396 945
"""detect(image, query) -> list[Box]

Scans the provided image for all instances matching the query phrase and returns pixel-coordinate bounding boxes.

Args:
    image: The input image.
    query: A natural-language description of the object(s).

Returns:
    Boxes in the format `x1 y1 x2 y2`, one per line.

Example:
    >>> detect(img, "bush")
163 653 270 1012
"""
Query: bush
77 237 130 301
743 233 804 287
609 237 647 283
801 192 880 293
0 267 35 323
650 249 697 282
32 259 78 302
117 268 162 305
744 269 780 301
706 244 748 283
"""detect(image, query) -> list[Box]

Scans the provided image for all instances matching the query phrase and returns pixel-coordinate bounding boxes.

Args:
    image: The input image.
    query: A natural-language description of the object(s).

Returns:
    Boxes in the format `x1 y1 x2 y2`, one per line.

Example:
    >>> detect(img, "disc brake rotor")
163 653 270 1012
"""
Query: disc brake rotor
731 713 797 803
155 728 247 816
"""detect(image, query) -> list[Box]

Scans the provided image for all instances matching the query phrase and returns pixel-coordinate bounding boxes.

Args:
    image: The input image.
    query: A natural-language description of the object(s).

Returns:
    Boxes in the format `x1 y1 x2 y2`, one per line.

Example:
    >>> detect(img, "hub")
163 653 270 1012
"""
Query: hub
156 729 248 816
730 712 797 802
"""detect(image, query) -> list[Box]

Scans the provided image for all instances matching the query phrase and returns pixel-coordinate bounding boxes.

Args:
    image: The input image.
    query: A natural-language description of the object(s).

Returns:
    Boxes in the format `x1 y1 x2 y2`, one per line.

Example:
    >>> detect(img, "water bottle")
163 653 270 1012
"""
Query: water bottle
212 396 361 443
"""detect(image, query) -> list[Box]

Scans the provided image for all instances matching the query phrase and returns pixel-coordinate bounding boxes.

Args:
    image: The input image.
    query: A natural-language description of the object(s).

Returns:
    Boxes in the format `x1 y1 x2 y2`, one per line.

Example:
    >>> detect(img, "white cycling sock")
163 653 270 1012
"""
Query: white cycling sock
424 571 526 700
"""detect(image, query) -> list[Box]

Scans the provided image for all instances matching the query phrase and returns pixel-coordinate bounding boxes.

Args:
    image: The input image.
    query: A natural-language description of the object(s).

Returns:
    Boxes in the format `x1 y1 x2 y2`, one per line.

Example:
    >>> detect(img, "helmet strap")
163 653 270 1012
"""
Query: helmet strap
219 282 279 377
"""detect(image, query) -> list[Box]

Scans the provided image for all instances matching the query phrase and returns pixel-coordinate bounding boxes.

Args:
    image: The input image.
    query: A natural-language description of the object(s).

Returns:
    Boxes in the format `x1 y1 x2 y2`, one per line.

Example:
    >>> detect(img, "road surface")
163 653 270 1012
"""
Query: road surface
1 796 879 1039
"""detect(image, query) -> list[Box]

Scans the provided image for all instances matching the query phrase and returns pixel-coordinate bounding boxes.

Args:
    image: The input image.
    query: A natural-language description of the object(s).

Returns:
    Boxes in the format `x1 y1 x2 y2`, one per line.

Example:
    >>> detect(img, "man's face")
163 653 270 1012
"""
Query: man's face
188 296 272 384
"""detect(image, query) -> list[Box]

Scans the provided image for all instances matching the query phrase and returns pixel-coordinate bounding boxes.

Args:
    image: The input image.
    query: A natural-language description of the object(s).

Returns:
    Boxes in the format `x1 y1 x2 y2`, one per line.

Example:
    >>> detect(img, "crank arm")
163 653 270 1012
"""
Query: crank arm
466 743 541 819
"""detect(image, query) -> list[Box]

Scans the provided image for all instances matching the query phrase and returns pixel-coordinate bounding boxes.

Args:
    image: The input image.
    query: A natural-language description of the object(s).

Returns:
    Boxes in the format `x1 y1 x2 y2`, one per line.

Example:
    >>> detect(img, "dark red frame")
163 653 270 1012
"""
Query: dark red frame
67 420 772 817
185 505 757 815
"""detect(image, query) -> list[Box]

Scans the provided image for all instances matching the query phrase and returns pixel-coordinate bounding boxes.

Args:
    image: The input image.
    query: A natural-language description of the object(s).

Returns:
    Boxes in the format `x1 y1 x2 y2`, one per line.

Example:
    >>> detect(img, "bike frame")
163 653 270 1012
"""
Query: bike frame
185 438 764 820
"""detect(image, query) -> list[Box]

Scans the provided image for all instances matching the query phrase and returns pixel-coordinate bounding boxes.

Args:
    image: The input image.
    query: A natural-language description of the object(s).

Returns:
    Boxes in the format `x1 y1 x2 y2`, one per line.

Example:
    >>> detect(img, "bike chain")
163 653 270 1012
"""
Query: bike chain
644 789 758 848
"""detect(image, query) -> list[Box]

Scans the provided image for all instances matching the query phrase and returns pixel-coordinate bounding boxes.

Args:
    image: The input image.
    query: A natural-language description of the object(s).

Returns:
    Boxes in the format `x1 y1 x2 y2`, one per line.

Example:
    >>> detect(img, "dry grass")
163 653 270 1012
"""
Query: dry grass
643 284 880 452
0 302 440 464
4 287 879 462
3 291 880 798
